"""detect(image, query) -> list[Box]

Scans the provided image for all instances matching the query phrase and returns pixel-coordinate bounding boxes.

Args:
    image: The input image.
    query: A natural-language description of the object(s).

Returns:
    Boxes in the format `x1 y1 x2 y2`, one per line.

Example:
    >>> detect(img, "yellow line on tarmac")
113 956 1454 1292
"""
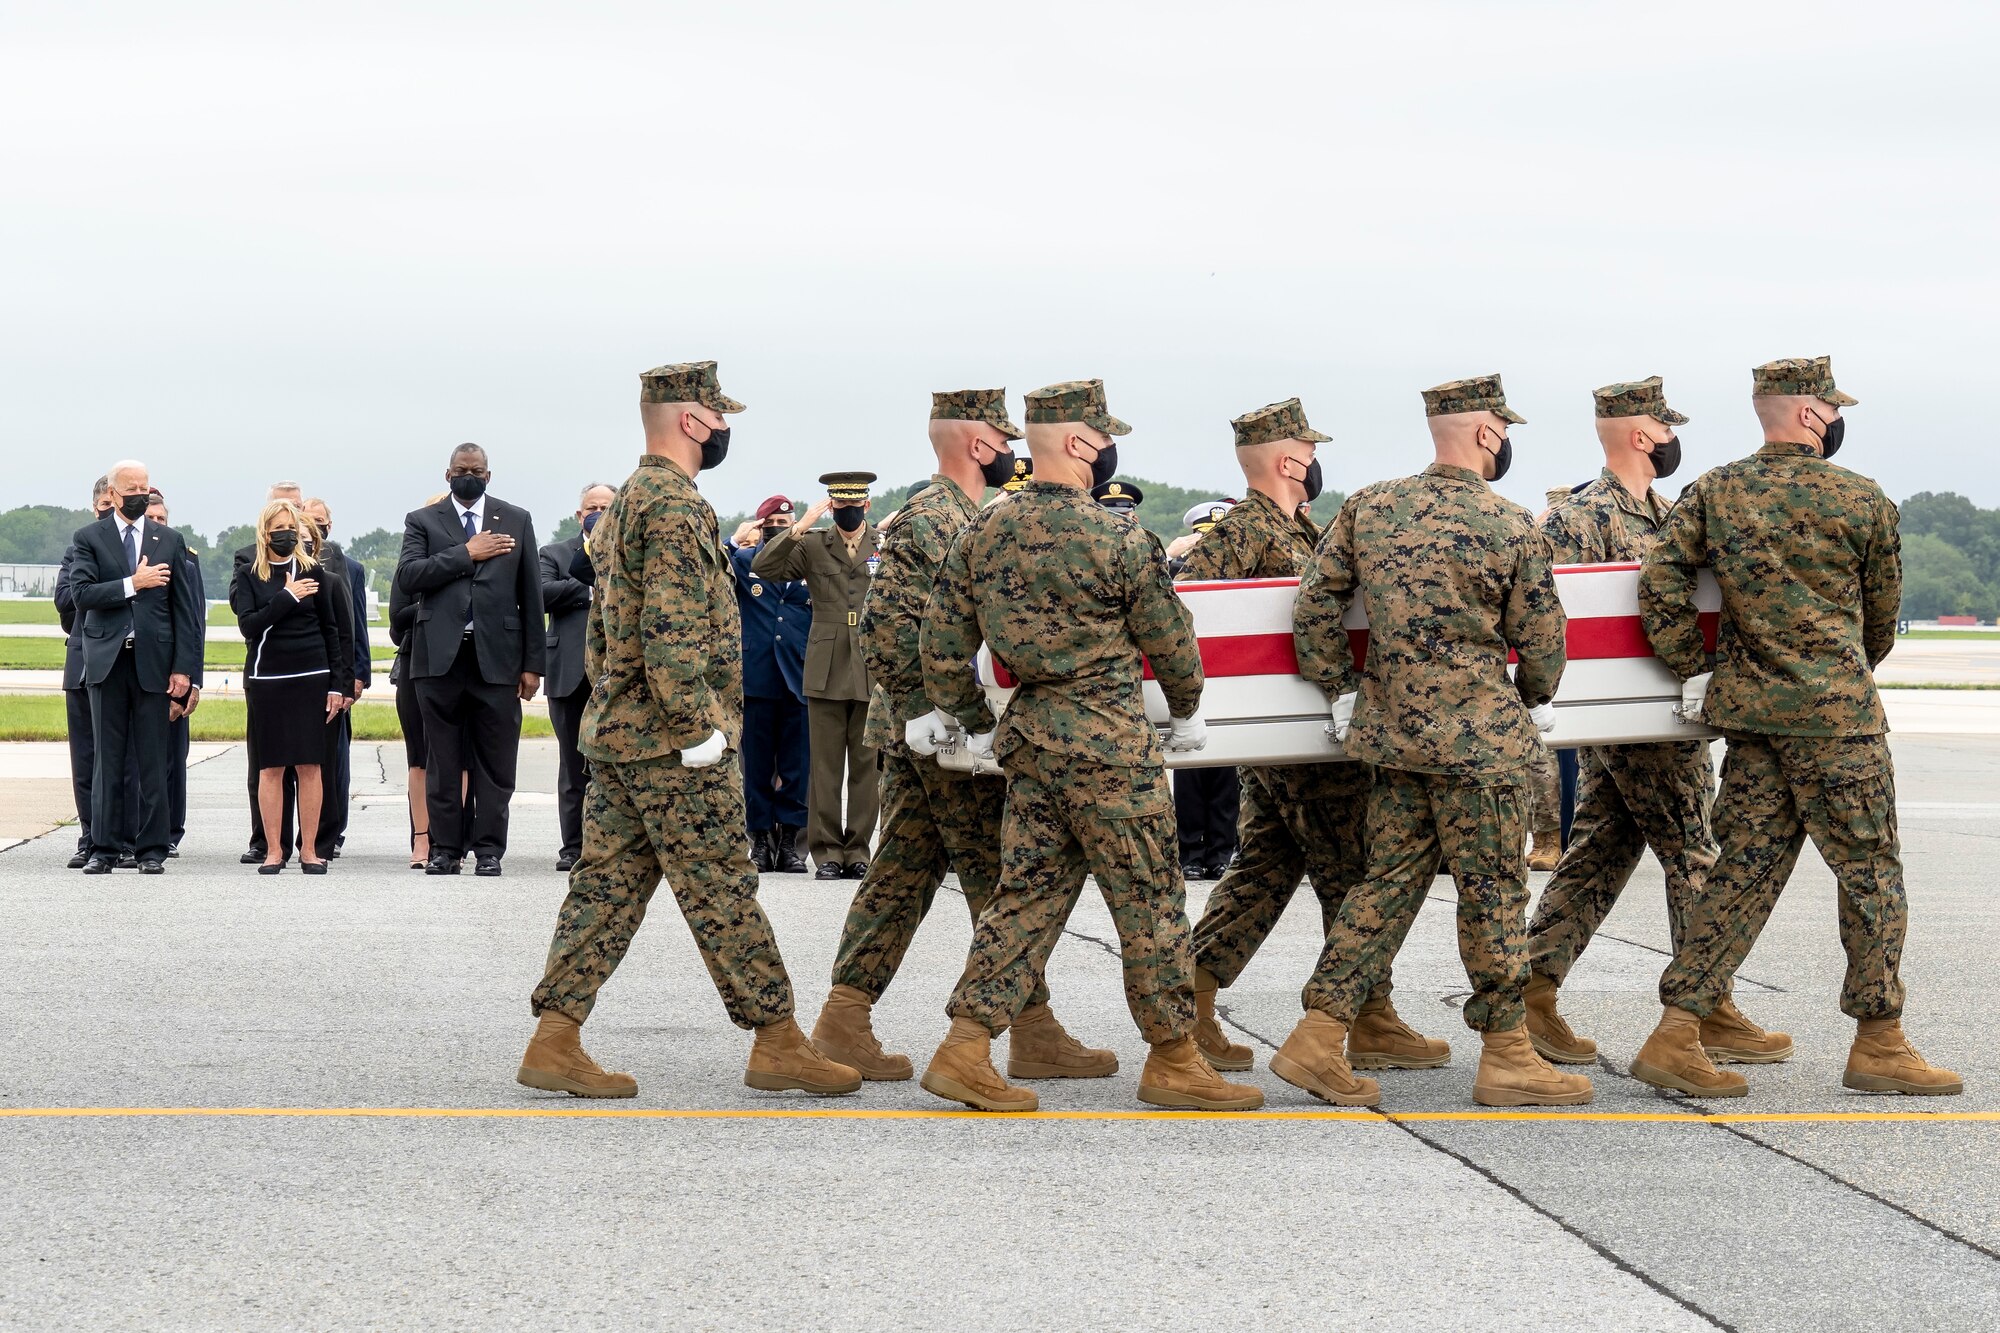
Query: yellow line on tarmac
0 1106 1996 1125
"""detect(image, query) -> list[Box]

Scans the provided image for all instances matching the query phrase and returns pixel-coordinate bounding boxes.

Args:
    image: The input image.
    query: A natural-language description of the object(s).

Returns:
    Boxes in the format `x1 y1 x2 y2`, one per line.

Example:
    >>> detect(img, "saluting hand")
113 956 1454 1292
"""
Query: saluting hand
798 498 832 530
132 556 172 590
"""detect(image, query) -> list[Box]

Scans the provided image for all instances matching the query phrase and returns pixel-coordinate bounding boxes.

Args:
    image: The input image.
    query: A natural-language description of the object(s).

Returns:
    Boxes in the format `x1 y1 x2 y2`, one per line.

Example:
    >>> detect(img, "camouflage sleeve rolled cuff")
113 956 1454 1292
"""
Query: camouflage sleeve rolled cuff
1124 525 1203 720
1292 498 1362 698
918 527 1000 737
642 509 727 749
1862 493 1901 669
1637 489 1712 684
1507 528 1567 708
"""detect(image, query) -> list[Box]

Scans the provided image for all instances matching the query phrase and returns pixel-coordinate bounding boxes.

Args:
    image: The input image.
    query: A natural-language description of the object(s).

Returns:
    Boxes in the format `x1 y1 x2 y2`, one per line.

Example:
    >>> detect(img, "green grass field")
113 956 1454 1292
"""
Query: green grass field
1902 629 2000 640
0 639 395 672
0 694 553 742
0 600 380 628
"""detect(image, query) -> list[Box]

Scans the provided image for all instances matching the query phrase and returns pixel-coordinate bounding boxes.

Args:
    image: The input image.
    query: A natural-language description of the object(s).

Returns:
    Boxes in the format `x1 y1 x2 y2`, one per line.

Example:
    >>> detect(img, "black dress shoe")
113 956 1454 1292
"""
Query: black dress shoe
82 855 116 875
241 848 263 865
1181 861 1209 882
475 855 503 877
814 863 846 881
67 850 90 870
425 853 462 876
300 860 329 875
844 861 870 880
167 846 180 858
775 828 808 874
138 859 166 874
1205 863 1232 882
258 863 282 876
556 852 578 872
117 853 139 870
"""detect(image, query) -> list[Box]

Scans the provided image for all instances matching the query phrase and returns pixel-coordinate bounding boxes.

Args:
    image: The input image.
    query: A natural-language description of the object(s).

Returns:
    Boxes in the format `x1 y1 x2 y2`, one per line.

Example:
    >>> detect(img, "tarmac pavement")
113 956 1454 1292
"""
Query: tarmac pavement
2 736 1998 1330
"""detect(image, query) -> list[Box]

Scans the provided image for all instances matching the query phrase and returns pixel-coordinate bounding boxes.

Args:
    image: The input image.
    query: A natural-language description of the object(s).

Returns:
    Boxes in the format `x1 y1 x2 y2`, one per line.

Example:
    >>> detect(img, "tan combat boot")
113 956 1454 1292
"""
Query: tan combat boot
1137 1036 1264 1111
1523 971 1597 1064
1473 1024 1594 1106
1699 993 1794 1064
921 1017 1039 1112
1843 1018 1963 1096
1630 1006 1747 1098
1348 992 1451 1070
516 1011 638 1099
1007 1002 1118 1079
1527 836 1561 872
744 1017 862 1095
1269 1011 1380 1107
1192 967 1253 1072
810 984 913 1081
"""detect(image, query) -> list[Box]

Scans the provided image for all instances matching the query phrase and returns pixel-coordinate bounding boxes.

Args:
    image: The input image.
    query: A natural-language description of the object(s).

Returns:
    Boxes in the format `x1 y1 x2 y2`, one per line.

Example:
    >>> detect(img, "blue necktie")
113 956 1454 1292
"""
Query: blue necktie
463 510 478 543
124 524 138 577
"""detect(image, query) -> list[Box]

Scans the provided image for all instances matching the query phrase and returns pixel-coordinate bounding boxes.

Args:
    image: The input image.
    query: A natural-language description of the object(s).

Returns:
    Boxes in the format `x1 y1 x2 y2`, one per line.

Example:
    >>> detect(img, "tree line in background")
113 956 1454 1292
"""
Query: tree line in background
3 486 1996 620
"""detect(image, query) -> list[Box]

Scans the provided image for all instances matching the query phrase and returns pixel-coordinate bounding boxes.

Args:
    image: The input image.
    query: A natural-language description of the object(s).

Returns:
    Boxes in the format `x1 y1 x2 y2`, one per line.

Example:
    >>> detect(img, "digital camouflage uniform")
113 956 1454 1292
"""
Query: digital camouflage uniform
1529 377 1718 985
532 363 794 1031
1176 402 1374 993
1292 375 1567 1034
921 380 1205 1042
1643 358 1906 1021
831 390 1038 1003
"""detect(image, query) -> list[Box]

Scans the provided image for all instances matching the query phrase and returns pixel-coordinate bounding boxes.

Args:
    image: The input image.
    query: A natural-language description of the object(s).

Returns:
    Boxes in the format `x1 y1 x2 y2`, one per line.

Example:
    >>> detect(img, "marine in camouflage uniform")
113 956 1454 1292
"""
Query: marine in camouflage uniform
519 360 857 1100
1177 397 1447 1075
1521 377 1788 1067
811 389 1109 1082
915 379 1262 1112
1631 357 1959 1097
1272 374 1591 1109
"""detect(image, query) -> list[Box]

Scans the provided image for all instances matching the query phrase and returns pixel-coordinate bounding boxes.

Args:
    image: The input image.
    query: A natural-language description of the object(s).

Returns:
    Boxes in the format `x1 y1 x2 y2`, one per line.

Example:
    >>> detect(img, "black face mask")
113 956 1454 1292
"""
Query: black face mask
1088 440 1119 489
449 474 487 504
1650 435 1682 480
267 530 299 557
699 421 732 471
1298 458 1324 503
1486 431 1513 483
979 448 1018 490
119 493 150 521
759 523 786 544
832 505 865 532
1816 413 1845 460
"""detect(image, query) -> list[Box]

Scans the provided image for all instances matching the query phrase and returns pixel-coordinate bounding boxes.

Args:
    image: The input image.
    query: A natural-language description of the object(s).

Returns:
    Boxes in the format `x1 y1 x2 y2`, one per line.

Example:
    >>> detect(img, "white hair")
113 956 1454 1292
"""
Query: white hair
107 459 147 487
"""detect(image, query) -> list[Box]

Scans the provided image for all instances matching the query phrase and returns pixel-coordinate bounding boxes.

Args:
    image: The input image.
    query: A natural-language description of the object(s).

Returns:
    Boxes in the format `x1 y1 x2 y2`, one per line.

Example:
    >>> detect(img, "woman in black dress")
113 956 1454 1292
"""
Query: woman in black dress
232 500 344 874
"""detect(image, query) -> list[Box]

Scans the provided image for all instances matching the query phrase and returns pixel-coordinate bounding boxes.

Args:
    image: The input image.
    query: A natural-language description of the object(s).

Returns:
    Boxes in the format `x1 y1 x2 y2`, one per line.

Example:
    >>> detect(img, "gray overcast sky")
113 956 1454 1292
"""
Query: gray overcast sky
3 1 1996 539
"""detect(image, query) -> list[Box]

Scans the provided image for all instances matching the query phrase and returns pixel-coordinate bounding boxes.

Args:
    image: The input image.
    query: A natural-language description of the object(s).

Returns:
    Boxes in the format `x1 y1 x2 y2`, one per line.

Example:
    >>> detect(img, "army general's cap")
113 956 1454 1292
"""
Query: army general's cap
1232 397 1332 449
1185 500 1234 533
1001 457 1034 492
1023 379 1132 436
819 471 877 501
1751 356 1857 407
1091 480 1143 513
1422 373 1525 424
754 495 794 520
1593 376 1688 425
639 360 746 412
930 388 1023 440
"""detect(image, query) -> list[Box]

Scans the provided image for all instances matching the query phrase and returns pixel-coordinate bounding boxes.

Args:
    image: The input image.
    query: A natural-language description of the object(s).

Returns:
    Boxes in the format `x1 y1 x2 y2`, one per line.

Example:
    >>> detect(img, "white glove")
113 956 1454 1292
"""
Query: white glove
1165 714 1208 753
904 709 952 757
681 729 727 769
1675 672 1712 724
1327 692 1358 743
967 731 997 762
1528 702 1557 734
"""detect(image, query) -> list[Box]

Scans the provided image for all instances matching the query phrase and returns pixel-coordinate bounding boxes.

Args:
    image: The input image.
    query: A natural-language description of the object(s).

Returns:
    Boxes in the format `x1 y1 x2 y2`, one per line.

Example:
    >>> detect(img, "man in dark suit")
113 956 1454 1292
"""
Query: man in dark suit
67 460 204 873
147 489 204 856
540 481 616 872
731 496 811 873
304 496 369 858
57 478 124 868
397 442 545 876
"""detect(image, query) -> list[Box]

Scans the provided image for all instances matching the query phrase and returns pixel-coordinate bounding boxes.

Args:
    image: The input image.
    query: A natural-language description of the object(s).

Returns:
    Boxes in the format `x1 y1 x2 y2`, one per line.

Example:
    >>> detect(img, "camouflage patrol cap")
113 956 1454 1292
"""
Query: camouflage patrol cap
1231 397 1332 449
1421 373 1525 424
819 471 877 501
1001 457 1034 492
1023 379 1132 436
930 388 1023 440
1091 480 1144 513
1751 356 1858 407
1592 375 1688 424
639 360 746 412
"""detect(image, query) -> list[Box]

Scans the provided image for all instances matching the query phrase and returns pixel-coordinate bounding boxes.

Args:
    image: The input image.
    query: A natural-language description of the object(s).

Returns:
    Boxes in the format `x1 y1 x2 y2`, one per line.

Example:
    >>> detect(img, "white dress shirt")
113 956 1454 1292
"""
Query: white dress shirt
116 512 148 601
453 494 487 631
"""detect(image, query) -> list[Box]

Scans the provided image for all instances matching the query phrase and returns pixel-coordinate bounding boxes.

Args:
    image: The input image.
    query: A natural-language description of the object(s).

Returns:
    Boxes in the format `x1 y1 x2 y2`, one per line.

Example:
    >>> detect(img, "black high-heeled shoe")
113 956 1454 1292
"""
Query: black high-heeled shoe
410 828 430 871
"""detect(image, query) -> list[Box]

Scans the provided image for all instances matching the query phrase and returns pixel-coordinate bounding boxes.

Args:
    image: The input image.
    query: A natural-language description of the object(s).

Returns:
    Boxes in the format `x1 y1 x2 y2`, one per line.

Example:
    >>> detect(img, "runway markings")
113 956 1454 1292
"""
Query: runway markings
1 1106 1996 1125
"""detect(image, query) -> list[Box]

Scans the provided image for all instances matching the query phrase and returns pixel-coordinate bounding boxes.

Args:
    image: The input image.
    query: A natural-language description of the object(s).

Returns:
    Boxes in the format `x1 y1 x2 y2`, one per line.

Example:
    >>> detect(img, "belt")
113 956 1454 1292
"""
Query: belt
122 636 135 649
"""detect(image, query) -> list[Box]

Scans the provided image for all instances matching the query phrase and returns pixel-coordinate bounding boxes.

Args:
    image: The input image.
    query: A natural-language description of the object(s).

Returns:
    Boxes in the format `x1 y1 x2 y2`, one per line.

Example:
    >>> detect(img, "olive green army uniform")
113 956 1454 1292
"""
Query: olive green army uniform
831 391 1041 1003
1644 358 1906 1021
1292 376 1567 1034
1176 404 1375 994
532 362 794 1030
752 493 881 866
1529 378 1717 985
921 380 1205 1042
